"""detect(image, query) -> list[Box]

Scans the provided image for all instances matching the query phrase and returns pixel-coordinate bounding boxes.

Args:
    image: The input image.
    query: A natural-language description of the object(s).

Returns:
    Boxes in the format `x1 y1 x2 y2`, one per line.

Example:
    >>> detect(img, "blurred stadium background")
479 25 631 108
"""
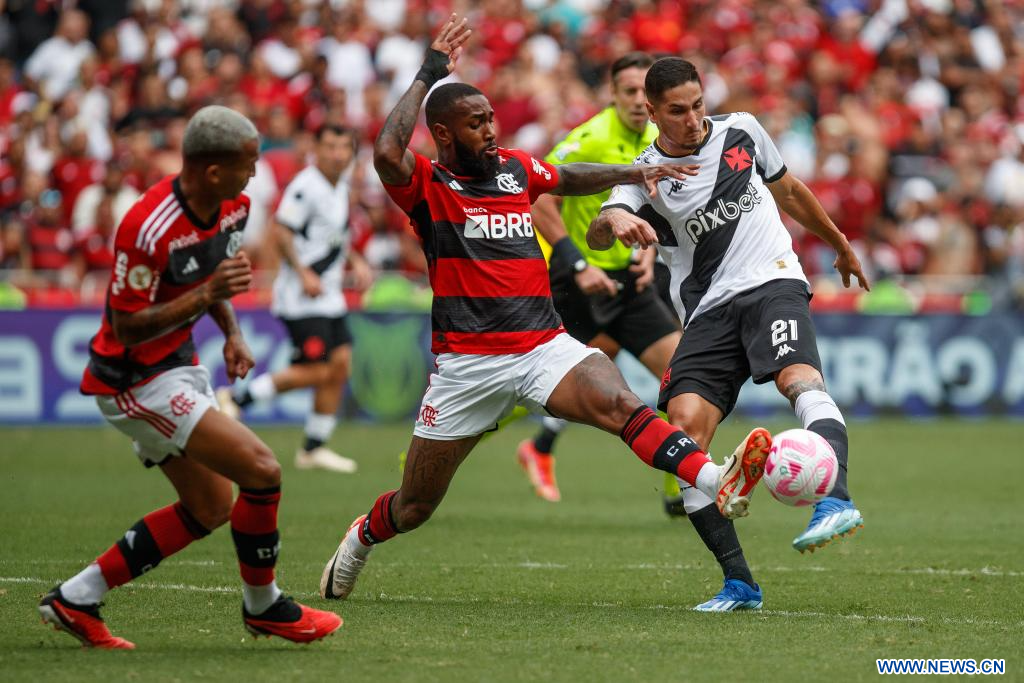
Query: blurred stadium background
2 1 1023 677
1 0 1023 423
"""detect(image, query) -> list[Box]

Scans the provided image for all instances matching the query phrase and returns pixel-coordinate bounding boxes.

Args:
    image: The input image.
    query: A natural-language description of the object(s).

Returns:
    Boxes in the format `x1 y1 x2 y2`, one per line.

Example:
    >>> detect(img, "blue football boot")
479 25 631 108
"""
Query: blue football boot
693 578 763 612
792 496 864 553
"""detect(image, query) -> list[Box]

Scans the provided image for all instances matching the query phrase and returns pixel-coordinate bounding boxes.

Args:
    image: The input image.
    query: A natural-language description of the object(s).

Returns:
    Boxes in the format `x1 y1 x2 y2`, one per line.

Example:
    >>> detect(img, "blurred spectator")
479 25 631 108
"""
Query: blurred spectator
71 161 140 236
24 10 95 102
25 189 76 286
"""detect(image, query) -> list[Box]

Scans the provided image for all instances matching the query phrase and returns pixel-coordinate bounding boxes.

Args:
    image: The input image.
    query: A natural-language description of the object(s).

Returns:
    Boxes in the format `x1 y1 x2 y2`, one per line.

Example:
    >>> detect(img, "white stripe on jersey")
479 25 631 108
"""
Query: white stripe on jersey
143 207 184 255
135 193 178 250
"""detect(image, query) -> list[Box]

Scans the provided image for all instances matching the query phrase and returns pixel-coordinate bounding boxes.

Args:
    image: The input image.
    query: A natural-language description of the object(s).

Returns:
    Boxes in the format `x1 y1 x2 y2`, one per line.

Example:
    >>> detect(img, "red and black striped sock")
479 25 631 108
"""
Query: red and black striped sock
357 490 400 545
230 486 281 586
620 406 711 486
96 502 210 588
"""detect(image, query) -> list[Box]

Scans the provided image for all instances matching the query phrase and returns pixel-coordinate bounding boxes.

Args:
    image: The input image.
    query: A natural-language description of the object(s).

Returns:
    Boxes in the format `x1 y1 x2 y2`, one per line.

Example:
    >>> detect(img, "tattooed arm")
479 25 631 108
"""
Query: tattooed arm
551 162 698 198
372 15 471 185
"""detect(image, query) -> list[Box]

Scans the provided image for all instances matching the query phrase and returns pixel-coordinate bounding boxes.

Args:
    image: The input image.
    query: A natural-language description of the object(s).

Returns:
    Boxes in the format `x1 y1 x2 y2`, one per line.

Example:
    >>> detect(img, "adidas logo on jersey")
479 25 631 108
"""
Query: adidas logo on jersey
685 182 762 245
182 256 199 274
463 211 534 239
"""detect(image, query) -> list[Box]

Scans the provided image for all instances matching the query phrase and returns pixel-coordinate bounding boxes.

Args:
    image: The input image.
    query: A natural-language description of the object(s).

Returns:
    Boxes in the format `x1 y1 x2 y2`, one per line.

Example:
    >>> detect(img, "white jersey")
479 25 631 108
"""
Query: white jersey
271 165 352 319
603 112 808 327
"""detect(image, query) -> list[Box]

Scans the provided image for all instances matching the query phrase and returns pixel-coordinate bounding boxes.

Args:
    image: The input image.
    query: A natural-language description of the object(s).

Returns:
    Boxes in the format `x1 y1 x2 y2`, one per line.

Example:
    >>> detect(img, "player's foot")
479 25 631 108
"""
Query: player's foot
243 595 342 643
715 428 772 519
38 585 135 649
662 472 687 517
516 439 560 502
693 578 763 612
215 387 241 421
792 497 864 553
296 447 358 474
320 515 372 600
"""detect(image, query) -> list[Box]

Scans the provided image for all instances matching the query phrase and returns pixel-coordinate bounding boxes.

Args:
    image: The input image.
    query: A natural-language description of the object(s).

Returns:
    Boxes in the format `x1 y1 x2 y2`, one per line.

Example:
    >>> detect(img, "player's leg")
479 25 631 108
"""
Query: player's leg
296 320 358 472
666 393 761 611
323 350 511 599
517 334 618 503
522 334 769 519
184 408 342 641
740 279 863 552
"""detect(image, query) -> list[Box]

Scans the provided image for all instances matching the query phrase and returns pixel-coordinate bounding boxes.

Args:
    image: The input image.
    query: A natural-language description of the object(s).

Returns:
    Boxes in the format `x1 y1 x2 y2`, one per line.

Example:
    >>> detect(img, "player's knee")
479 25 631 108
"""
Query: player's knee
668 407 711 448
393 499 436 531
241 441 281 488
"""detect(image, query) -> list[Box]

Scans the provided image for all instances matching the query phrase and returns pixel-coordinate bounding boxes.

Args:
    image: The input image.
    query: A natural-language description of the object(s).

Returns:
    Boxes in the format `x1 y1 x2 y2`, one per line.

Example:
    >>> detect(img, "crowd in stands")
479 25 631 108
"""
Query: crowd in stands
1 0 1023 309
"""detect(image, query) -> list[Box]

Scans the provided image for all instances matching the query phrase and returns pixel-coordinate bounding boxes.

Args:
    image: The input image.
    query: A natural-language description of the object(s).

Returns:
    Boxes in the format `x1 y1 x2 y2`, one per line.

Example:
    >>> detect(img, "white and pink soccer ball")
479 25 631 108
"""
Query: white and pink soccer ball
763 429 838 507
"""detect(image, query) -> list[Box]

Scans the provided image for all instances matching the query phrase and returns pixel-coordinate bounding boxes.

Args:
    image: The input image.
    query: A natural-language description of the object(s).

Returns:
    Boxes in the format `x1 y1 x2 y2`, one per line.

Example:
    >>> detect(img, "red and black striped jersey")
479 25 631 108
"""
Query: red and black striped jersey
383 148 562 354
80 175 250 395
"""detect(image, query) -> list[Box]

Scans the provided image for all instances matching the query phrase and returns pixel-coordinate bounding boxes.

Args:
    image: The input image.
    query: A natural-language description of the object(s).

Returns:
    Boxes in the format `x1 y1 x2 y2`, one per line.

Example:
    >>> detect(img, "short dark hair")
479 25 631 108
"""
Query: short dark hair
645 57 702 102
424 82 485 128
315 123 354 141
610 52 655 81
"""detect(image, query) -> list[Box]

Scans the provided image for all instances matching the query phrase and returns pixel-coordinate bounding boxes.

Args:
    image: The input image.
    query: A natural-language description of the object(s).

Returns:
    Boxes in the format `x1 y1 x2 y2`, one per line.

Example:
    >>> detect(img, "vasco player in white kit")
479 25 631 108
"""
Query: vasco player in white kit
39 106 341 648
319 15 774 602
589 58 870 612
218 124 371 474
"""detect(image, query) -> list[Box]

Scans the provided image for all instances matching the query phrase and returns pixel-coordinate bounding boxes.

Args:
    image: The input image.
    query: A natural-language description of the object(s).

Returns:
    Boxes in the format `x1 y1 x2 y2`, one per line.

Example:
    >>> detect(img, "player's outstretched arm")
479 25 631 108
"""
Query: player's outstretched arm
373 14 470 185
551 162 698 198
587 207 658 250
767 173 870 290
111 252 253 346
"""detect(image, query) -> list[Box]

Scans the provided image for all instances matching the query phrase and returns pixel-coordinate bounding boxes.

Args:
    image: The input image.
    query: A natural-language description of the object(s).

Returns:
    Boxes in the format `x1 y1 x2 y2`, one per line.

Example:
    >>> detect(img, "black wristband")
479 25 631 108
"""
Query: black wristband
414 48 450 86
551 237 584 265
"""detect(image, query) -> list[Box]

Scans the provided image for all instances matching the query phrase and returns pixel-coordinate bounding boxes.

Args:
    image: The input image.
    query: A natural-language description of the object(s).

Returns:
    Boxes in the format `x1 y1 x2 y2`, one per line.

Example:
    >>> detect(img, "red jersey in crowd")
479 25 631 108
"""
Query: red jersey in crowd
81 175 250 395
382 147 562 355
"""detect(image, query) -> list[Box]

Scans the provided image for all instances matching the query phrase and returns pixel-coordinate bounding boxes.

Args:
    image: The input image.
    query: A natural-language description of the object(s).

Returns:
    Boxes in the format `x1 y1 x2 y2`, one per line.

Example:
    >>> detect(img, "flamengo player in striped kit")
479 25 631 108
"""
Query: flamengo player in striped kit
319 15 773 602
39 106 341 648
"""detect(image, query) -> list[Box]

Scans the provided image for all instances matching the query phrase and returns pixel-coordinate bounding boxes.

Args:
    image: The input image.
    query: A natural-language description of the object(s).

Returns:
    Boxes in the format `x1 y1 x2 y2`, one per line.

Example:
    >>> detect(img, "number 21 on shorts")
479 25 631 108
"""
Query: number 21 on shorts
770 319 798 346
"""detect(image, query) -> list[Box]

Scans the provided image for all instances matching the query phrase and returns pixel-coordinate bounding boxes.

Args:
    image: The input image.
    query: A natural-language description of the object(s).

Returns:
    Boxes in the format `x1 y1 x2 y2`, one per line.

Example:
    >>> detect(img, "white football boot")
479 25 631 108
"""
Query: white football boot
320 515 372 600
715 428 772 519
296 447 357 473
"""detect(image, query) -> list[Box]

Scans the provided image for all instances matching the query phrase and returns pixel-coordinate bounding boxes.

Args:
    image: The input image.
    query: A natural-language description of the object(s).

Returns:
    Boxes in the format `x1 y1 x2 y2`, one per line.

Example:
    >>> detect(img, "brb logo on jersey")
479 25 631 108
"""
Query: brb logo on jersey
685 182 762 244
463 209 534 239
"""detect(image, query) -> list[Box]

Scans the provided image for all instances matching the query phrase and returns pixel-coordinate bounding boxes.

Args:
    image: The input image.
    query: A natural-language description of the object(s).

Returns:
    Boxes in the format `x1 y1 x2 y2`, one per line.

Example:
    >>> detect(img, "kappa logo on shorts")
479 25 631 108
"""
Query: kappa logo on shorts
419 404 438 427
170 392 196 416
775 343 795 360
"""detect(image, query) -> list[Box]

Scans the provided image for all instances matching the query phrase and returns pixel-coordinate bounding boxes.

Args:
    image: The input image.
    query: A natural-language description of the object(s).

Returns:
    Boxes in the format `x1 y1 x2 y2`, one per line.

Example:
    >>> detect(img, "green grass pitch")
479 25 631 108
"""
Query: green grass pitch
1 419 1021 681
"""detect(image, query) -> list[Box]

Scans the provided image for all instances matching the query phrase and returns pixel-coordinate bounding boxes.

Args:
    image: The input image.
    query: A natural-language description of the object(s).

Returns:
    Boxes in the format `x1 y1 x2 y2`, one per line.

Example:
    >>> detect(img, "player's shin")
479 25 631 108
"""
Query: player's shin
619 406 718 498
64 502 210 605
684 485 755 588
230 486 283 614
794 390 850 501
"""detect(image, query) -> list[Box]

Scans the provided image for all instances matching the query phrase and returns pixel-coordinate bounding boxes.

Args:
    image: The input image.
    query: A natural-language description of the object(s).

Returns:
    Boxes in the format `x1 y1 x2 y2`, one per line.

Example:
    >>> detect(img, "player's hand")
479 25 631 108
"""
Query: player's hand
604 207 659 249
207 251 253 302
834 245 870 291
430 14 472 73
575 264 618 296
223 333 255 383
638 163 699 198
348 257 374 291
629 250 656 292
300 267 323 297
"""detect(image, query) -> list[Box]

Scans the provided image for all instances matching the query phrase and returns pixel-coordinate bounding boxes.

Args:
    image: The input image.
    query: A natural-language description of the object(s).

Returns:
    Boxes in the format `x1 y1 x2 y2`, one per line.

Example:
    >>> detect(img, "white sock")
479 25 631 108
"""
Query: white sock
247 373 277 402
541 416 567 433
694 461 721 501
677 457 716 515
794 390 845 427
304 412 337 444
60 563 109 605
242 580 282 615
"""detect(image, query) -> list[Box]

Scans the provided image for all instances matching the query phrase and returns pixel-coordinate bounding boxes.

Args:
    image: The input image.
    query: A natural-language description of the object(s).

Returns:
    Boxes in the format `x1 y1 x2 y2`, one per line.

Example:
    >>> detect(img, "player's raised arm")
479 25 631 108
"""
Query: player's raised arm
373 14 471 185
767 173 870 291
587 207 658 250
550 162 698 198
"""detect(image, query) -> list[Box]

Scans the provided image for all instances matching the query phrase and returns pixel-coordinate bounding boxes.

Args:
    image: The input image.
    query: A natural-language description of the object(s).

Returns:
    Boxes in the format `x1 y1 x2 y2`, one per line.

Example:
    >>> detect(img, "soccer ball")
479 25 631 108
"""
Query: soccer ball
763 429 838 507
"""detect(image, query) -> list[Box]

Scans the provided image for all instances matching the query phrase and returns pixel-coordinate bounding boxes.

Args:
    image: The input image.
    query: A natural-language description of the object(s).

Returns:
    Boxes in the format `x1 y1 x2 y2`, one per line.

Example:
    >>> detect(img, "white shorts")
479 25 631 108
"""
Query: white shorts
95 365 217 467
413 332 602 440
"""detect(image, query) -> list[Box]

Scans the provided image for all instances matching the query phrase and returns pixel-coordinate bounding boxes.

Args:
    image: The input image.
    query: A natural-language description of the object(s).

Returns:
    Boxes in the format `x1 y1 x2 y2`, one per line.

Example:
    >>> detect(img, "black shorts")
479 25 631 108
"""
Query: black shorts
281 315 353 365
658 279 821 418
549 255 679 358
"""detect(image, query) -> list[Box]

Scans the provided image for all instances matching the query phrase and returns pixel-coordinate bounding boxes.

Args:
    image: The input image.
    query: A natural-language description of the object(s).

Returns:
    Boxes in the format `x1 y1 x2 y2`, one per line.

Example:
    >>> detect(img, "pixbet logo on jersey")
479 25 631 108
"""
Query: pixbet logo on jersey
463 209 535 239
685 182 762 244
